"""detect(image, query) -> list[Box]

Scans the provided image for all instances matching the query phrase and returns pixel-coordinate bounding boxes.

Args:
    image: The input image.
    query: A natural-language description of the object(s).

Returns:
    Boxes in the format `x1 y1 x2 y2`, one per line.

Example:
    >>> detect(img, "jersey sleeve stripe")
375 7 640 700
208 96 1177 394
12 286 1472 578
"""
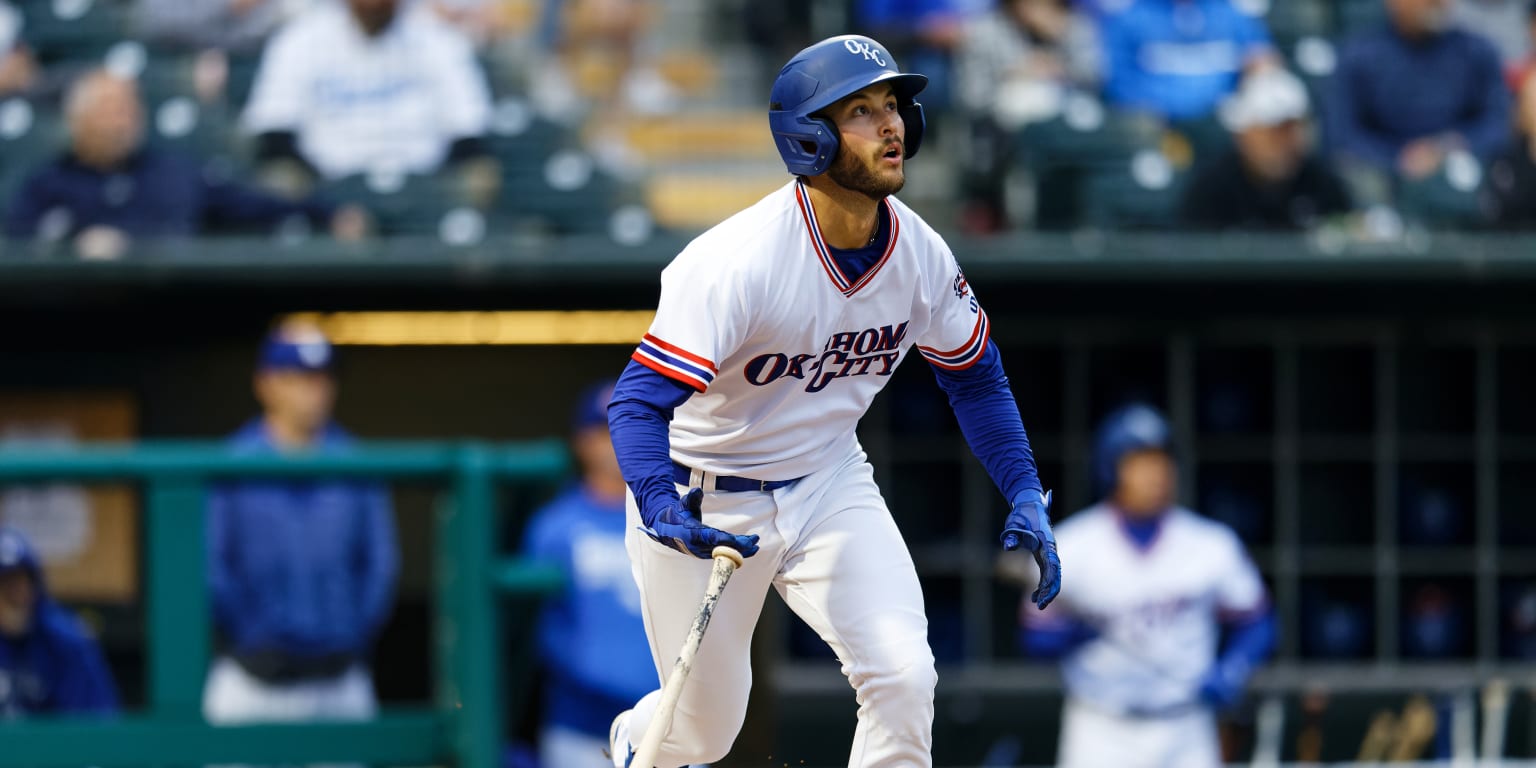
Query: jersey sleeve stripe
641 334 717 373
632 349 709 392
918 310 990 370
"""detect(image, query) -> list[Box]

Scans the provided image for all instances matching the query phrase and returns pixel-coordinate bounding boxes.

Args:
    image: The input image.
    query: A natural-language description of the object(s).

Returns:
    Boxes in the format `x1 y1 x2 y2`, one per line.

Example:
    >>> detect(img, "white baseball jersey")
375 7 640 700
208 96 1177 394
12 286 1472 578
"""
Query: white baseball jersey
242 3 491 179
1025 504 1267 715
631 179 989 481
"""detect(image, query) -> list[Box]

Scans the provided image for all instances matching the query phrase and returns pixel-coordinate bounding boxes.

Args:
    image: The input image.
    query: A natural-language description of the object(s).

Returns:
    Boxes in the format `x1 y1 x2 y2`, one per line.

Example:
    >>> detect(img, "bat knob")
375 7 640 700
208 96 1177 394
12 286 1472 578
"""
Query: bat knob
711 545 745 568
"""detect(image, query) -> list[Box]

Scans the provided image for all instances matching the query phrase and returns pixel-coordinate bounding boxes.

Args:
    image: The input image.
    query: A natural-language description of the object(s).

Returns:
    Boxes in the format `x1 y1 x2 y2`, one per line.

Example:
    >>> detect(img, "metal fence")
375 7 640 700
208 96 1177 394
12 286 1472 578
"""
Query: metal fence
0 441 567 768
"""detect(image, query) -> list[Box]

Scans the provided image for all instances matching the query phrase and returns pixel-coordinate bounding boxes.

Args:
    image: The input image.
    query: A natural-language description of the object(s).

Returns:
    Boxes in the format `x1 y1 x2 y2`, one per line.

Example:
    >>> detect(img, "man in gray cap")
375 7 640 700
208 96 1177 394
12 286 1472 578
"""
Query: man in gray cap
1181 68 1353 231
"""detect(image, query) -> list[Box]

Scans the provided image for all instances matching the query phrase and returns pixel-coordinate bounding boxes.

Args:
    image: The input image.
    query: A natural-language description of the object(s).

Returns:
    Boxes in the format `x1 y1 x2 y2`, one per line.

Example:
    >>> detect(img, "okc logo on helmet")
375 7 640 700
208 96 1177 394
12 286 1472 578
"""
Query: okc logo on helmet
843 39 886 66
744 322 908 393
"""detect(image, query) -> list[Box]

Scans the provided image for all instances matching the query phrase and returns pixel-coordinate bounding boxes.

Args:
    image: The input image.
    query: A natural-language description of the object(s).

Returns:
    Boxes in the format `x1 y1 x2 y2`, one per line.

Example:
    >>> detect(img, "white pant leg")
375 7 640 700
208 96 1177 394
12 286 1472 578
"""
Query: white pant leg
1058 698 1219 768
540 725 614 768
202 657 377 768
623 485 785 766
772 454 936 768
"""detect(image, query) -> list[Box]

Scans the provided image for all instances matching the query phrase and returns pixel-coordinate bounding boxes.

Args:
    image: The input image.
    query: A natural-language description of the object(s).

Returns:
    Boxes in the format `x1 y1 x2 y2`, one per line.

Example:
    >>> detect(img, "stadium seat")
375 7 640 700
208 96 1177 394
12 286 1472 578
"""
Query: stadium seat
1264 0 1333 48
17 0 130 65
1078 151 1190 230
1395 152 1491 229
1336 0 1388 37
317 172 480 239
0 98 64 204
643 171 783 231
1015 103 1165 229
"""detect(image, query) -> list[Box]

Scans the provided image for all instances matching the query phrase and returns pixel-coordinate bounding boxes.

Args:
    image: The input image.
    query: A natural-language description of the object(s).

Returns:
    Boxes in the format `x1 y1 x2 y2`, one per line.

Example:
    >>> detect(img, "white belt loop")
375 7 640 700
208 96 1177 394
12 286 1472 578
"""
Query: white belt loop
689 466 712 491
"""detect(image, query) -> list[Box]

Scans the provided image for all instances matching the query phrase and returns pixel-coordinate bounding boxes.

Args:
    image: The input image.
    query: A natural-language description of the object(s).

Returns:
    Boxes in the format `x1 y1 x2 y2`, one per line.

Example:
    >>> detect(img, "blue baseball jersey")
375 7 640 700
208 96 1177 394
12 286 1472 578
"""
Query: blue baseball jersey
523 484 656 737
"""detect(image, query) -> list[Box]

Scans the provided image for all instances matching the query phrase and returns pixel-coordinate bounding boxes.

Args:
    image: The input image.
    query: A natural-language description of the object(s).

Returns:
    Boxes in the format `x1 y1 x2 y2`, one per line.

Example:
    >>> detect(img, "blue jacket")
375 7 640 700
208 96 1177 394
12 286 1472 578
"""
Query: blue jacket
207 420 399 661
1327 24 1510 168
522 484 655 738
4 146 335 239
1100 0 1271 120
0 530 119 717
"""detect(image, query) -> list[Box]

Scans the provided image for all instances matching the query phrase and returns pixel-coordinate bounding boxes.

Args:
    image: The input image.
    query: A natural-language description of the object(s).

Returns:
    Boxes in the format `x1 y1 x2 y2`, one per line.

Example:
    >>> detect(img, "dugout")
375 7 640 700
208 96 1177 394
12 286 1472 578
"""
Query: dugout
3 230 1536 765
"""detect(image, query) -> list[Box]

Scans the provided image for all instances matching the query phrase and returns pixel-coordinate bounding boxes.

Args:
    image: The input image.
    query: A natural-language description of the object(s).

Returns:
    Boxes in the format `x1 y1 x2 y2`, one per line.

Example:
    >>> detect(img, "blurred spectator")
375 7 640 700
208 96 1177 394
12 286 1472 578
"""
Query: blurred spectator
136 0 309 55
3 71 366 260
1326 0 1510 182
1485 73 1536 225
520 380 663 768
1181 68 1352 230
854 0 993 109
1401 583 1467 658
1511 1 1536 89
1452 0 1530 70
1508 1 1536 91
954 0 1101 126
203 324 399 751
0 2 35 97
1020 404 1274 768
533 0 680 120
954 0 1100 230
0 526 118 717
243 0 497 201
1098 0 1275 122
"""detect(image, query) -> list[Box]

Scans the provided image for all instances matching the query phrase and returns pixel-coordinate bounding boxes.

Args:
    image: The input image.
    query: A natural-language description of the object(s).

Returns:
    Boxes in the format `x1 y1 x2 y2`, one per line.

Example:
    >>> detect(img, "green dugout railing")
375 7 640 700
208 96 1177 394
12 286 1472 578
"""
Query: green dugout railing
0 441 569 767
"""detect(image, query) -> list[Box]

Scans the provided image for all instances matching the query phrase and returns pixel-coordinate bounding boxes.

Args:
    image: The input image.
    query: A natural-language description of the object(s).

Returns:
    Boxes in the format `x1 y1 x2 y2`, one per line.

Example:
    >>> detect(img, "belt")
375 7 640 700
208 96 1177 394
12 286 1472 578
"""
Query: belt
672 461 800 493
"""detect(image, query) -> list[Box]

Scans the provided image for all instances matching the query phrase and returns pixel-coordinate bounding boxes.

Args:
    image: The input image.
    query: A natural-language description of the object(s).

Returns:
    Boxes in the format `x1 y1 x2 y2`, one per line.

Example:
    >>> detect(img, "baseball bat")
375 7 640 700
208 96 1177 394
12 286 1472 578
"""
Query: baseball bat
631 545 746 768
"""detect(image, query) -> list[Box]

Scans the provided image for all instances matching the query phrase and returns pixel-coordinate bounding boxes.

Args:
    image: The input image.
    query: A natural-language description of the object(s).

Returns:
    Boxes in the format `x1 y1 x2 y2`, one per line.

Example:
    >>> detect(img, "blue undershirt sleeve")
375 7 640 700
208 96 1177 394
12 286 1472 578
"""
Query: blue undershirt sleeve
929 340 1043 502
607 358 694 525
1216 608 1278 683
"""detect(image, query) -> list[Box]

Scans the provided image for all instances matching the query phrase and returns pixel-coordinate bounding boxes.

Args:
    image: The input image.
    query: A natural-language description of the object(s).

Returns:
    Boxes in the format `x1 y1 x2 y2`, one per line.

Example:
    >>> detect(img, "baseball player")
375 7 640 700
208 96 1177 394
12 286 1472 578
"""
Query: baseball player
604 34 1060 768
0 526 119 718
202 324 399 759
1020 403 1276 768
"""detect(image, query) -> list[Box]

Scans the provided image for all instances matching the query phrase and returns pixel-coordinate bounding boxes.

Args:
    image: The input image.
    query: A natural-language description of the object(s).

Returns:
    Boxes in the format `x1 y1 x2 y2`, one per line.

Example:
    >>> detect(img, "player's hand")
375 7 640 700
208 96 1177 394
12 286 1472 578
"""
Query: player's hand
1197 657 1250 710
641 487 760 560
1001 489 1060 610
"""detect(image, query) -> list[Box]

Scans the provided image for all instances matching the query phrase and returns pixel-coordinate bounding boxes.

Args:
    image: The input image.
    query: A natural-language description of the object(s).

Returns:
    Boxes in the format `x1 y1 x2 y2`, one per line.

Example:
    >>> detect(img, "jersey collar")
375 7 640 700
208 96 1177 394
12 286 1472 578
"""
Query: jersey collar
793 179 900 297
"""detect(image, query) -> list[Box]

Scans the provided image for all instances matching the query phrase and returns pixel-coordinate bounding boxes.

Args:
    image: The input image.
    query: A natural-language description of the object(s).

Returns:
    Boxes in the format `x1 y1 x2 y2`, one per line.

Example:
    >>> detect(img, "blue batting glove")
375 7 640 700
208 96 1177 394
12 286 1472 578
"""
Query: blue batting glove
641 487 760 560
1198 658 1251 710
1001 489 1060 610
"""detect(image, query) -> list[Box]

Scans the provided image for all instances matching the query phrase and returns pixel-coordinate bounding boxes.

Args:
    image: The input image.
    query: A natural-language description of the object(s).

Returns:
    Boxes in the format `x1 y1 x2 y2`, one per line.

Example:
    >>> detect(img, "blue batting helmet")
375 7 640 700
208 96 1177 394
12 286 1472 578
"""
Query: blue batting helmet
1092 403 1173 498
768 35 927 177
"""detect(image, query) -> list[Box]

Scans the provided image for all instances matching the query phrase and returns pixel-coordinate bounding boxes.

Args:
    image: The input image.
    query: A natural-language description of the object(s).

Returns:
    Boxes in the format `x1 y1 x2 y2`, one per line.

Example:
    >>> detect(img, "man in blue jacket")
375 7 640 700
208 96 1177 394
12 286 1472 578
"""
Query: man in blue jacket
0 525 118 717
202 323 398 750
523 380 680 767
4 69 366 258
1327 0 1511 179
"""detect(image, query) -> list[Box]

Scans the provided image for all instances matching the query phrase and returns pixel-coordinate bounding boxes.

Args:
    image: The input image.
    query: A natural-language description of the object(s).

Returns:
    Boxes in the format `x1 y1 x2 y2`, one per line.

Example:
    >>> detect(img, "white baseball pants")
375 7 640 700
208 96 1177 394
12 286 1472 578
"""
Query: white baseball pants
623 448 936 767
202 656 377 768
1057 698 1219 768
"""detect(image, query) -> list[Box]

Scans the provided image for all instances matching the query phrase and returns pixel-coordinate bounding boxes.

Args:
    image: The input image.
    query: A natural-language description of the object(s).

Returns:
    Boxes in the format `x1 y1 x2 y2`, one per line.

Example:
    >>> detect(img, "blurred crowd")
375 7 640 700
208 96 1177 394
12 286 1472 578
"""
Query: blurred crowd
0 0 1529 256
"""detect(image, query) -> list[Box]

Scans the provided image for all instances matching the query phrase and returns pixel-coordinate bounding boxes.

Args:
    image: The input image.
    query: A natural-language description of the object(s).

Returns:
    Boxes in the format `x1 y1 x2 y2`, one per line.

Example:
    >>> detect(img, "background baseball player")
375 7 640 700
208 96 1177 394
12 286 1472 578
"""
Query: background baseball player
604 33 1060 768
0 525 118 718
202 323 400 760
521 380 703 768
1021 403 1276 768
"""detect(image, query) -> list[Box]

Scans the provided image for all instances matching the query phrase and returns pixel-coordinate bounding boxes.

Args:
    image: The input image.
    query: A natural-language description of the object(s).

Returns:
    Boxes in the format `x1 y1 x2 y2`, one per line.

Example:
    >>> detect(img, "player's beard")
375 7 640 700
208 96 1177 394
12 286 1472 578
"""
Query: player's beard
827 141 905 200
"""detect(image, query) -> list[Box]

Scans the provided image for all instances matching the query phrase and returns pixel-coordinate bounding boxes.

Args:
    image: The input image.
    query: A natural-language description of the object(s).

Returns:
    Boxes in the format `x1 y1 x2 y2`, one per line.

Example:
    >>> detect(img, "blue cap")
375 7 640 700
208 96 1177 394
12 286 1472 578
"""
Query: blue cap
571 379 616 433
0 526 29 573
258 324 334 373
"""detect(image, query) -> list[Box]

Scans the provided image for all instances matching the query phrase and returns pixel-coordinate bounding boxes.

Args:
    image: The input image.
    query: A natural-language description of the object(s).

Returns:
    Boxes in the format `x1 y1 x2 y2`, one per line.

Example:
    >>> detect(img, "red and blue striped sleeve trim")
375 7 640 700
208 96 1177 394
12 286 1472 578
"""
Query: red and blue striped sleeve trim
632 334 717 392
918 309 990 370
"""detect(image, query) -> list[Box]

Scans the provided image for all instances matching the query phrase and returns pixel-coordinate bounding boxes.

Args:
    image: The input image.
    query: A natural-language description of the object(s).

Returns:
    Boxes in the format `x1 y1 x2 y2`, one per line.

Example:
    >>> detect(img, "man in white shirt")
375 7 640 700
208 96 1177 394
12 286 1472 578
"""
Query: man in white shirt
243 0 495 194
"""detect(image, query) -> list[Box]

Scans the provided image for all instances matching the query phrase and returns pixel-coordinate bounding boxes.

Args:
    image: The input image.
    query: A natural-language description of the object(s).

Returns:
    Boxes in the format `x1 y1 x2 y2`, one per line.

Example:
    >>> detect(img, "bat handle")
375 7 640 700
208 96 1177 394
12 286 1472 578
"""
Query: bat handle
712 545 745 569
